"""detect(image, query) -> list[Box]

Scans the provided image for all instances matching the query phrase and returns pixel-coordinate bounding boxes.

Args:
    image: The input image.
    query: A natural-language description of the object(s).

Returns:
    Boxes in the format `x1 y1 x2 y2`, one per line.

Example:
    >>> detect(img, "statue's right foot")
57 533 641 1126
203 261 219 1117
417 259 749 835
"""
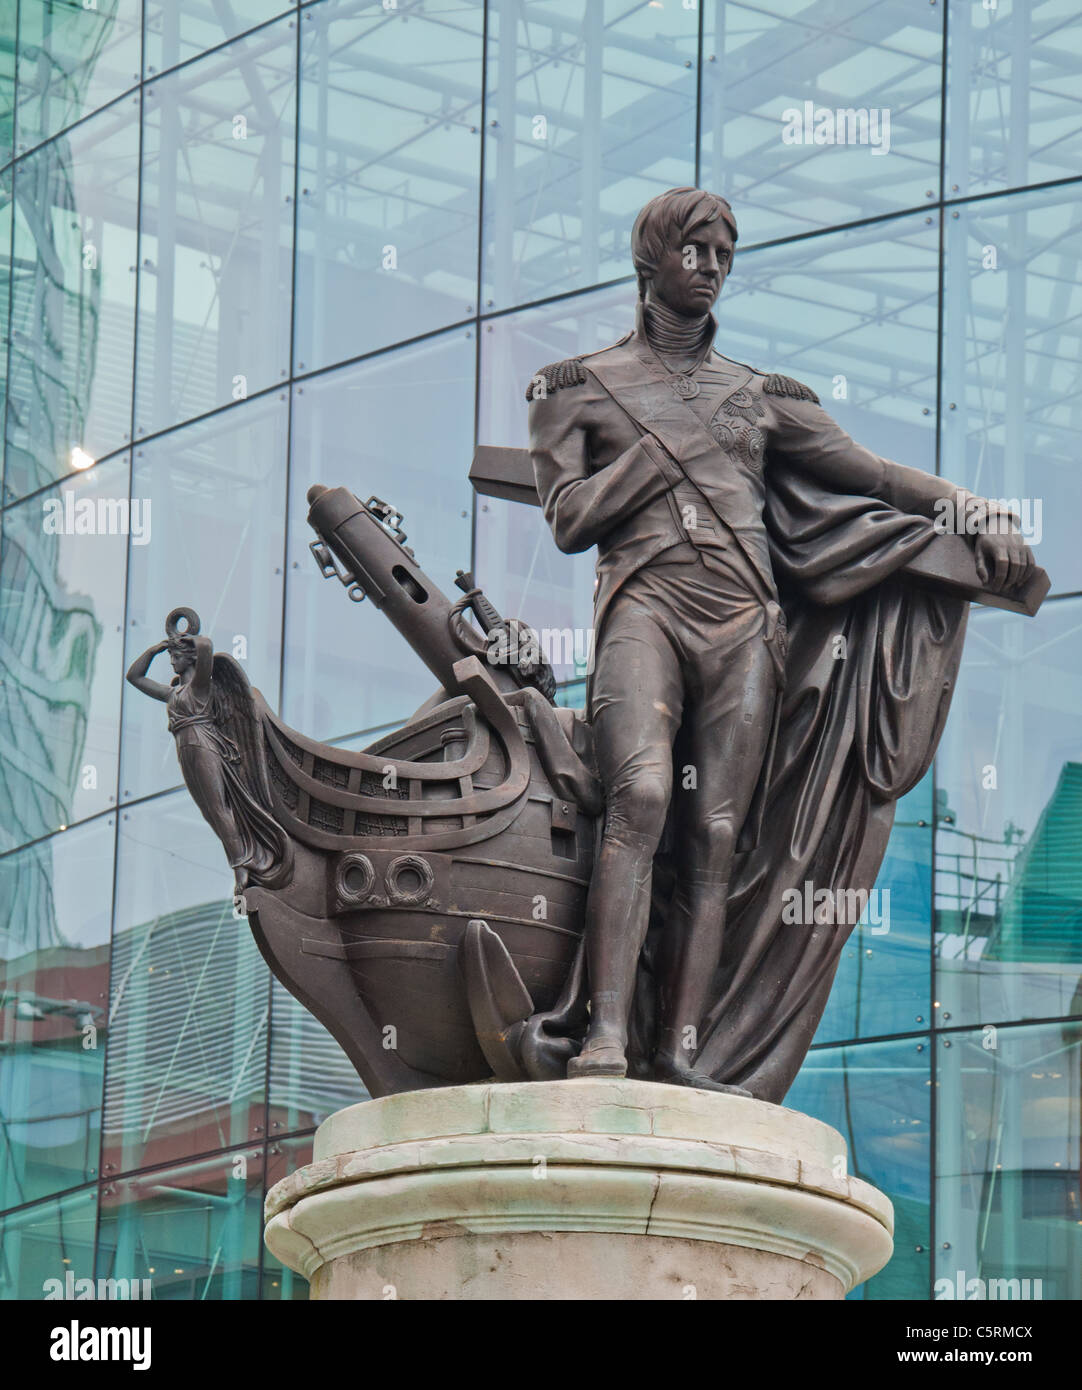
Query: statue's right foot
567 1037 628 1079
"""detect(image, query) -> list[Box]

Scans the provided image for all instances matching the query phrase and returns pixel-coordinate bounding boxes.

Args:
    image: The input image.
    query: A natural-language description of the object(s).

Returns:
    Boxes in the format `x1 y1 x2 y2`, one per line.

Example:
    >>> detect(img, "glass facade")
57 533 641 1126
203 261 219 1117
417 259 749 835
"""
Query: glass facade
1 0 1079 1302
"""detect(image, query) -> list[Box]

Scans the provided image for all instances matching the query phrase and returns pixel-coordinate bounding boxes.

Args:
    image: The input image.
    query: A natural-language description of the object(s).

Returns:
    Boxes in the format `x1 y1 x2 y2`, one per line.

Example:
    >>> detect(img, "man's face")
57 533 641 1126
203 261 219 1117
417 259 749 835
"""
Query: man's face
649 218 734 317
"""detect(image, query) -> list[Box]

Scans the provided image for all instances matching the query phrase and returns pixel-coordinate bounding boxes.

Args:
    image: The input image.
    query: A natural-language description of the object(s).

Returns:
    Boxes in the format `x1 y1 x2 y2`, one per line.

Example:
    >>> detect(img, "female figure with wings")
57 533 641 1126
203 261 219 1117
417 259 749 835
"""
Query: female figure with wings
125 607 292 902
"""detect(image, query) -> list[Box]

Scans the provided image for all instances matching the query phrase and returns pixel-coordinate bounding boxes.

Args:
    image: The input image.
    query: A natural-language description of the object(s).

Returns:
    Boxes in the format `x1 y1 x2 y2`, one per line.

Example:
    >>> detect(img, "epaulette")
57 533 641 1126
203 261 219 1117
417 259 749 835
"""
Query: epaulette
525 357 587 402
762 373 819 405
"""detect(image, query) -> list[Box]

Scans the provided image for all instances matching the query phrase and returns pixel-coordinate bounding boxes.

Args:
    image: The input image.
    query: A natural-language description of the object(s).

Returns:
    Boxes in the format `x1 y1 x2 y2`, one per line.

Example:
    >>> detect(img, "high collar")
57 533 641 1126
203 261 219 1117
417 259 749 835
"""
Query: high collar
634 298 718 356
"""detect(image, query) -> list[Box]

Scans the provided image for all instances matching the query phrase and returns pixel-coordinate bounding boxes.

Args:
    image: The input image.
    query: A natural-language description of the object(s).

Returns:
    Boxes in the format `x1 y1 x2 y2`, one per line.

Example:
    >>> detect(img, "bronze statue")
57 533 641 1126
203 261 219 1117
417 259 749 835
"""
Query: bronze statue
125 608 293 903
128 191 1047 1109
523 187 1036 1096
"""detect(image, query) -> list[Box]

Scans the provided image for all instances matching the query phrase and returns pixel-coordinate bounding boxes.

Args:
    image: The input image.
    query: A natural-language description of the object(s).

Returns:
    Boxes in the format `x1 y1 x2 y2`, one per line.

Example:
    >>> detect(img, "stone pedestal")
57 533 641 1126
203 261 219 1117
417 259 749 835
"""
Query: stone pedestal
264 1079 893 1300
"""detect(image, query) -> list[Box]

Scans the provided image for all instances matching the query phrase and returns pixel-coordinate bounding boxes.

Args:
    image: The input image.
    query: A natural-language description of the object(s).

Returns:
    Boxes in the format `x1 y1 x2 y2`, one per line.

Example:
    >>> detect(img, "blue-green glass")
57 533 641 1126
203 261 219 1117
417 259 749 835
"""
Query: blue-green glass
481 0 698 312
0 12 13 169
15 0 141 154
0 454 128 853
815 776 933 1045
935 598 1082 1028
262 1131 313 1299
936 1022 1082 1301
268 980 364 1138
119 393 287 805
788 1037 931 1299
946 0 1082 200
145 1 294 79
293 0 483 373
0 818 113 1212
134 20 295 438
941 187 1075 591
0 164 11 538
0 1186 97 1300
102 793 270 1177
702 0 942 246
281 329 473 741
4 101 139 504
96 1147 264 1299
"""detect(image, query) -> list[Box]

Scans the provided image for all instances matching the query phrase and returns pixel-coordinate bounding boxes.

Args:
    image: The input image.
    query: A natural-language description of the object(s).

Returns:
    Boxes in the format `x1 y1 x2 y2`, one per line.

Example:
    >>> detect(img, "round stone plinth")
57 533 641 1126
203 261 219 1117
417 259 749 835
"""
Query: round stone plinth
264 1079 893 1300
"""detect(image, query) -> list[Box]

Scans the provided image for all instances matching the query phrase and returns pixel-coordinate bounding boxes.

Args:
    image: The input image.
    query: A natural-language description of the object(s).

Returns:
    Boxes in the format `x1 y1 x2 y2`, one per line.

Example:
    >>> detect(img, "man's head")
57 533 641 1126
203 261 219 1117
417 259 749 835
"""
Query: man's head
631 187 738 316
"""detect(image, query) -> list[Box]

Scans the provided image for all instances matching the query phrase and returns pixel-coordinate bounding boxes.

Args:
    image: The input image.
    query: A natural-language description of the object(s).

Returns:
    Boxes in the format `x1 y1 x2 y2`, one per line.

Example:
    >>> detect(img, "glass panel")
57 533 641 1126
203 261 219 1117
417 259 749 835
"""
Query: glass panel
788 1037 931 1299
0 17 13 170
294 0 483 372
119 393 288 805
0 1186 97 1300
268 980 365 1138
145 1 295 79
262 1131 313 1299
15 0 142 154
96 1147 264 1299
282 329 474 741
4 100 139 504
815 776 933 1045
134 20 295 438
946 0 1082 200
102 793 270 1177
482 0 698 311
935 598 1082 1028
0 818 113 1211
936 1022 1082 1302
0 166 10 503
701 0 942 247
476 282 631 684
0 454 128 853
941 185 1075 591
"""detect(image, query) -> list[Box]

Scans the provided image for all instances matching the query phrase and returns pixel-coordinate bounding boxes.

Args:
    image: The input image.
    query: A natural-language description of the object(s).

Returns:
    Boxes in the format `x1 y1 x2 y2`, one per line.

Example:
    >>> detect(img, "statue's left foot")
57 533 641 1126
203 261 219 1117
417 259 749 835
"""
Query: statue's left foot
655 1062 753 1098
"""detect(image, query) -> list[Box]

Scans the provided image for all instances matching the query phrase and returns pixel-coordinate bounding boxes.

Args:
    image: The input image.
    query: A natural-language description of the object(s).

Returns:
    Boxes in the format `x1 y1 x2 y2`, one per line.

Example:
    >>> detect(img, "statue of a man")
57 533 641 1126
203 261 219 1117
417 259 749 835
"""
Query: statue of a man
527 187 1032 1092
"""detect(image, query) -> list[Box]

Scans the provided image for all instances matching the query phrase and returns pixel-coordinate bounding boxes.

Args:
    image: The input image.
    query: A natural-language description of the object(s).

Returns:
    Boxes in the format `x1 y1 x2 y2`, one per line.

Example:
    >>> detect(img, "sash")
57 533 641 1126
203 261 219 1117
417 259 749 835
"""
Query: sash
583 342 777 598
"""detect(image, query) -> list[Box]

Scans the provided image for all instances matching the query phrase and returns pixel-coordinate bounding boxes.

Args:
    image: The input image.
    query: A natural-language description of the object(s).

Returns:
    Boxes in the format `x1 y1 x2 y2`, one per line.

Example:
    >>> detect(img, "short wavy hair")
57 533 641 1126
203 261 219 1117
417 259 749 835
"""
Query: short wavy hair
631 187 738 300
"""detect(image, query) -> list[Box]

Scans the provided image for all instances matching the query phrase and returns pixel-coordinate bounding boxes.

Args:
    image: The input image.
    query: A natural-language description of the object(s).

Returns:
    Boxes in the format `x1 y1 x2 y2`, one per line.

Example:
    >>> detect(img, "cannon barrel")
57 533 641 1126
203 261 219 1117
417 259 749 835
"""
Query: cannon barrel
306 484 520 697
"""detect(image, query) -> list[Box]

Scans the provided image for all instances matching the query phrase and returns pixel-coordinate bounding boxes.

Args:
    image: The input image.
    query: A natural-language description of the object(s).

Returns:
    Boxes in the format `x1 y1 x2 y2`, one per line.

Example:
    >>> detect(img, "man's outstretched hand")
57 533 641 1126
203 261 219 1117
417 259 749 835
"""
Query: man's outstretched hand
974 526 1035 593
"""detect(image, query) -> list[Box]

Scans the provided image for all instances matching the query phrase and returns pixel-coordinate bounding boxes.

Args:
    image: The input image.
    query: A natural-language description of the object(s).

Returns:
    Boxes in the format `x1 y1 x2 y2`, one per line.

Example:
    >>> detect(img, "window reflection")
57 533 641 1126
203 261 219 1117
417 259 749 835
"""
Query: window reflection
103 794 269 1177
481 0 697 310
946 0 1082 199
5 104 139 503
268 980 365 1139
936 1023 1082 1301
0 454 128 852
935 599 1082 1027
702 0 943 245
0 1186 97 1300
942 187 1076 590
282 329 474 741
120 394 287 805
0 819 113 1211
294 0 484 371
15 0 142 154
788 1038 931 1300
96 1148 264 1300
135 21 295 437
145 1 294 80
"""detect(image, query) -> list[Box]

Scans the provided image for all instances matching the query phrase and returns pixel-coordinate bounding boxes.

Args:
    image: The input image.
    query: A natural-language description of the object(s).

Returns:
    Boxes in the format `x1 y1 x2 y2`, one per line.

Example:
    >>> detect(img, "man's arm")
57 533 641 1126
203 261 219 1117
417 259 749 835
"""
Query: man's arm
767 391 1034 591
529 382 683 554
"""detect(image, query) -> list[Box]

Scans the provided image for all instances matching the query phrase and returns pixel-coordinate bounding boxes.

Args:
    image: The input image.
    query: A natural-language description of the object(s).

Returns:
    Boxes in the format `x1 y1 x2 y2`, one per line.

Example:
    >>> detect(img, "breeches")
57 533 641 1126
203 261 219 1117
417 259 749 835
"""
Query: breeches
590 563 778 877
